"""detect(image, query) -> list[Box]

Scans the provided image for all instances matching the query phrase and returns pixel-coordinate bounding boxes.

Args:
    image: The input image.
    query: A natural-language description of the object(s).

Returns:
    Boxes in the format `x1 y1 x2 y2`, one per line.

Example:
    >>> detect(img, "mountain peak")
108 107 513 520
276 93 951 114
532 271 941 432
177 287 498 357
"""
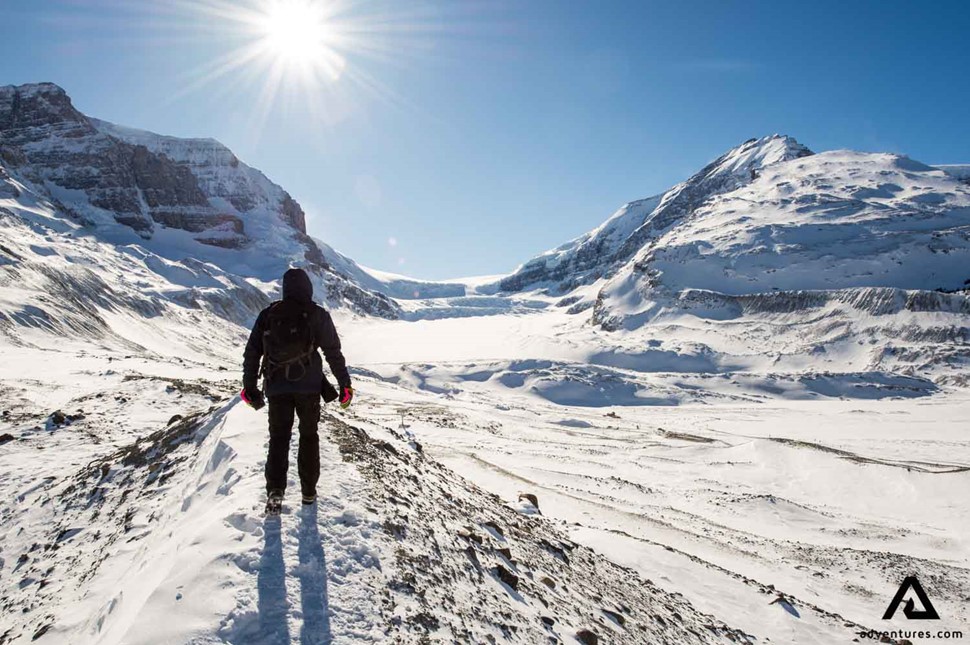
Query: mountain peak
0 81 88 133
0 81 69 97
496 134 815 293
705 134 813 181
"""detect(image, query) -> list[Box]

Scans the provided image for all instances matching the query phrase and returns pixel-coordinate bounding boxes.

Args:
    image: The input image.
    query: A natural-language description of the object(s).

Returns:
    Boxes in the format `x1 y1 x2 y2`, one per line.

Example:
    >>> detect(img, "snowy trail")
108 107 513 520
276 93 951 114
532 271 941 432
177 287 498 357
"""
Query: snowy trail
107 400 387 645
214 402 386 645
0 382 385 645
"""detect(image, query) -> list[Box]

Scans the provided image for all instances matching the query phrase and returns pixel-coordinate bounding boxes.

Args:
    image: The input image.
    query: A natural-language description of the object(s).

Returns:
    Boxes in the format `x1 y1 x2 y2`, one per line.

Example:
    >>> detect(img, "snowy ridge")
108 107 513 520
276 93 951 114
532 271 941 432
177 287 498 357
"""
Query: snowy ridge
937 164 970 182
604 151 970 297
497 135 813 293
323 411 756 643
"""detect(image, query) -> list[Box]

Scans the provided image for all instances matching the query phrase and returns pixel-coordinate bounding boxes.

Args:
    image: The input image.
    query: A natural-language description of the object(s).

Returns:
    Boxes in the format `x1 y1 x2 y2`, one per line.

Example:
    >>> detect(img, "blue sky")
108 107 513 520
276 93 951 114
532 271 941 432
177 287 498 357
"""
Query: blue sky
3 0 970 280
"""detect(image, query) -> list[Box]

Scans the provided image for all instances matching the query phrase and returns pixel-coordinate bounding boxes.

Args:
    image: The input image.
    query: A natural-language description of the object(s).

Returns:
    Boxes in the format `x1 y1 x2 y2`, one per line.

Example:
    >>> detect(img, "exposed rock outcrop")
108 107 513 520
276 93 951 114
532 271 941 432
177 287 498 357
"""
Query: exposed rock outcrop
0 82 400 319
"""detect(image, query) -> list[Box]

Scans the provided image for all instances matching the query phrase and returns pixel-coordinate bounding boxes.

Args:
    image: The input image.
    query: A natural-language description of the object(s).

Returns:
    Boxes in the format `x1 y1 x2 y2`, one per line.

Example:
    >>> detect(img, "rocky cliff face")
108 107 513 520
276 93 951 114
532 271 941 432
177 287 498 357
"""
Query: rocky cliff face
0 82 398 319
0 83 234 240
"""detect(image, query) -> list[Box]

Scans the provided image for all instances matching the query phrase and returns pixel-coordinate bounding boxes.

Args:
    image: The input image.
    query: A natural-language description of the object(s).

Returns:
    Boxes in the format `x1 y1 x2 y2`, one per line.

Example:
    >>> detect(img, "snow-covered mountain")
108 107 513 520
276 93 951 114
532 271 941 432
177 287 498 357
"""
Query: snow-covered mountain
0 82 397 319
594 149 970 307
496 135 814 293
471 135 970 387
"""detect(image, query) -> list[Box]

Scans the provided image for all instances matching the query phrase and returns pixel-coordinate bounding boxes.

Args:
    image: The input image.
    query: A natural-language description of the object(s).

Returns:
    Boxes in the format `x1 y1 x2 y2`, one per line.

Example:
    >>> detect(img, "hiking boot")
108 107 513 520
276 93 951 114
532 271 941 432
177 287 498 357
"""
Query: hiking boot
301 492 317 505
265 489 284 516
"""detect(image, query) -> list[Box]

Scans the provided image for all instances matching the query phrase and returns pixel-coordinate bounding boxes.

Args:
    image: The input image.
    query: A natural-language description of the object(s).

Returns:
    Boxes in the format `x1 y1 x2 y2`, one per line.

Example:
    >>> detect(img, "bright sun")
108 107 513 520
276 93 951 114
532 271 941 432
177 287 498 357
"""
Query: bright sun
260 0 334 67
170 0 426 129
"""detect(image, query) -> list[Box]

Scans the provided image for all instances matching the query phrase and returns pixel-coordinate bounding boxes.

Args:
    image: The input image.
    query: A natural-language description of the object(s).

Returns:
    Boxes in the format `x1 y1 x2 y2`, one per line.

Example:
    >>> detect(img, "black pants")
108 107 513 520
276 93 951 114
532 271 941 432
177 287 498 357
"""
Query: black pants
265 393 321 496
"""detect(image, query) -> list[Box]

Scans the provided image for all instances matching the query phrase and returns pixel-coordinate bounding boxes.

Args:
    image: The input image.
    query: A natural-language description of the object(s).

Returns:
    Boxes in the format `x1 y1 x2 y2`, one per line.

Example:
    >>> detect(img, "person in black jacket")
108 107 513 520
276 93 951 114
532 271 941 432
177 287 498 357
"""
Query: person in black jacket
242 268 353 508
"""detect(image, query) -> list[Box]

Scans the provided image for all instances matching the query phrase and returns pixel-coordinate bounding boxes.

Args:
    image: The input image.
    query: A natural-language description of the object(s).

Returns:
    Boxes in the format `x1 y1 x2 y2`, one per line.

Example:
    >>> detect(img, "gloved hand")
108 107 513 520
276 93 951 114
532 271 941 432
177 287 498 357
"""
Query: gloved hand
339 387 354 409
241 387 265 410
321 376 339 403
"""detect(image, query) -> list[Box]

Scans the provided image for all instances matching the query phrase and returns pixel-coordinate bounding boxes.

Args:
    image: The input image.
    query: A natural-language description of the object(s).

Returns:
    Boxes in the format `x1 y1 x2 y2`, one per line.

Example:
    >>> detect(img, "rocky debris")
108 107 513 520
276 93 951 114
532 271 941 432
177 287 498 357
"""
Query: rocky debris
458 526 484 545
483 520 505 538
518 492 539 508
122 374 234 401
326 411 753 643
566 299 594 315
768 594 799 616
602 608 626 626
494 564 519 591
539 538 572 564
576 628 600 644
0 433 14 445
45 410 85 429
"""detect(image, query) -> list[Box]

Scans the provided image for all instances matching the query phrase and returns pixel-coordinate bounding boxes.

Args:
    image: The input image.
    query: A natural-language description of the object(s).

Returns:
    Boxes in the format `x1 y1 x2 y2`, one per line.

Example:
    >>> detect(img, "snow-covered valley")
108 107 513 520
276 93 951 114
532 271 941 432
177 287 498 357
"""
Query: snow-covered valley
1 82 968 644
2 326 968 644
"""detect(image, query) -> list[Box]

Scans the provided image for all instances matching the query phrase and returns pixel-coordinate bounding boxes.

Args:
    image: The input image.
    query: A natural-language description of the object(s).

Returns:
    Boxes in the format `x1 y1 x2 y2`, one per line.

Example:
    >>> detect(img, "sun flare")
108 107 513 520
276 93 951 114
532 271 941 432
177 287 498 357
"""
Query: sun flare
260 1 333 66
164 0 434 131
256 0 346 81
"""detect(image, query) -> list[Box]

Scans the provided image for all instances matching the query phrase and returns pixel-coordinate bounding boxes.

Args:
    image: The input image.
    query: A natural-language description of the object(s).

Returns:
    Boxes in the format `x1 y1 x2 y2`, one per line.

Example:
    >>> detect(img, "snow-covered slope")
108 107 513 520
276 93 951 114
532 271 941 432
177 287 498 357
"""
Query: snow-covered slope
496 135 813 293
0 173 264 357
0 82 397 319
937 164 970 183
313 237 467 300
600 151 970 299
579 150 970 385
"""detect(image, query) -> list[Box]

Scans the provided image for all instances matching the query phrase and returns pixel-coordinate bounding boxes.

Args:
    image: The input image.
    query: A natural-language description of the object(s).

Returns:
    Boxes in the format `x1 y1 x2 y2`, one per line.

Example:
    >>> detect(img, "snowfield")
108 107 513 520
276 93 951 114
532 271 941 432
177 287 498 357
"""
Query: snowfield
1 325 968 644
1 83 969 644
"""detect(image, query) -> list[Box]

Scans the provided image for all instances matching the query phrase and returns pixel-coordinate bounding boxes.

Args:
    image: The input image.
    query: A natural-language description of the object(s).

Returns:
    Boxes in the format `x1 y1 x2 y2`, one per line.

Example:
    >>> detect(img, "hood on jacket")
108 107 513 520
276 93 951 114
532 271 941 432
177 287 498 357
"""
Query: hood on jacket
281 268 313 303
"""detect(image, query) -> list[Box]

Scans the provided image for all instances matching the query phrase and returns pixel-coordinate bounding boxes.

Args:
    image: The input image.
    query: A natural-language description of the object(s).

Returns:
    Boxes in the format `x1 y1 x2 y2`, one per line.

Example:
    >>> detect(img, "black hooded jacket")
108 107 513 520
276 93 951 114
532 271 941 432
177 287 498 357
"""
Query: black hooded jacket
242 268 351 397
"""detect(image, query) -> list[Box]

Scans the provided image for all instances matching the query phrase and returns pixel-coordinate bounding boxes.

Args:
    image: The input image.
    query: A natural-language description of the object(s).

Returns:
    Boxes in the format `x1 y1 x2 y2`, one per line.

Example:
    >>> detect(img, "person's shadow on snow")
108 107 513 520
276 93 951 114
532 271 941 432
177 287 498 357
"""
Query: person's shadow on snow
257 517 290 645
298 504 333 645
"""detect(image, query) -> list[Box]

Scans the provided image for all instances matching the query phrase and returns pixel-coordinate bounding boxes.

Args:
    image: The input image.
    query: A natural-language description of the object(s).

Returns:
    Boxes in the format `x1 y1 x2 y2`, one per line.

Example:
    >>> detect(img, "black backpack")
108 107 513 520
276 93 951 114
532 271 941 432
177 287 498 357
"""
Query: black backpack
262 301 316 381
